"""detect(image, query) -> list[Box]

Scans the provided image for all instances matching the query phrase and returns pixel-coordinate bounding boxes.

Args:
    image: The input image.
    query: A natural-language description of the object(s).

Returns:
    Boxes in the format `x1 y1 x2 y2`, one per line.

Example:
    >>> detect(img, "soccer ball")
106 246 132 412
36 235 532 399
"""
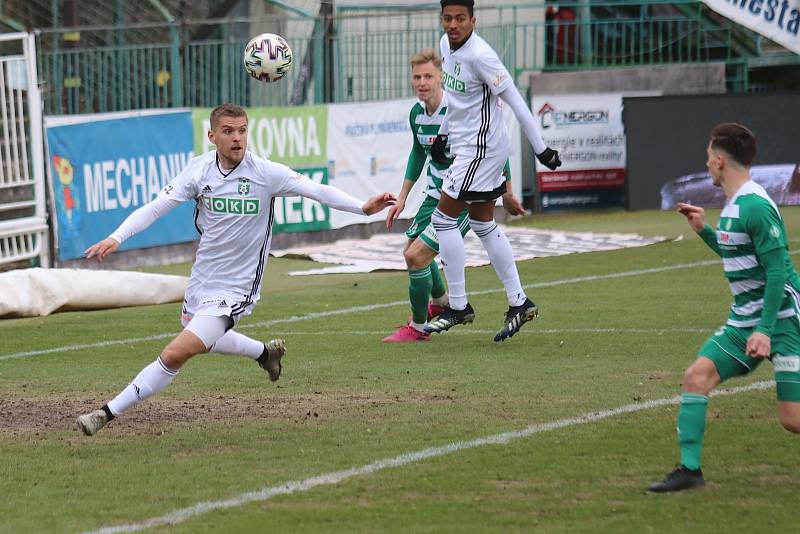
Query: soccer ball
243 33 293 83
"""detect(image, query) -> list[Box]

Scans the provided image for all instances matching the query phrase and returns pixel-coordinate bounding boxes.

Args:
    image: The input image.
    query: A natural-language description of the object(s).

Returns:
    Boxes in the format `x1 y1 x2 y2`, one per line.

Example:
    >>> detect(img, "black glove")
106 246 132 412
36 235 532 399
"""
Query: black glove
430 134 452 165
536 147 561 170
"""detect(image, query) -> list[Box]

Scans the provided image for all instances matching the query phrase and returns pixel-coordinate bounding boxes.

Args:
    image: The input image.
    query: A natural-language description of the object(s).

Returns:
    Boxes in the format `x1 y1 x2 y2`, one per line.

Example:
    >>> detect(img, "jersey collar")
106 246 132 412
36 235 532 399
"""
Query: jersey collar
449 30 475 53
216 151 244 178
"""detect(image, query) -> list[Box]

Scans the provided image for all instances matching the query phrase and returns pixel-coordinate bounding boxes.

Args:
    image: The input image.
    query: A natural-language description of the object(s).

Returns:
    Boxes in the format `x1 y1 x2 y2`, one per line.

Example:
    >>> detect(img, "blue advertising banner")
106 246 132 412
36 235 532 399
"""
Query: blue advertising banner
46 111 198 260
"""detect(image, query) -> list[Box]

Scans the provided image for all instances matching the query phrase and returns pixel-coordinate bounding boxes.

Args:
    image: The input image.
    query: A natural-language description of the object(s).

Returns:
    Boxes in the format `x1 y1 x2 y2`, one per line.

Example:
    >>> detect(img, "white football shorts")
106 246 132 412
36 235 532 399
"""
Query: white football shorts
442 147 511 202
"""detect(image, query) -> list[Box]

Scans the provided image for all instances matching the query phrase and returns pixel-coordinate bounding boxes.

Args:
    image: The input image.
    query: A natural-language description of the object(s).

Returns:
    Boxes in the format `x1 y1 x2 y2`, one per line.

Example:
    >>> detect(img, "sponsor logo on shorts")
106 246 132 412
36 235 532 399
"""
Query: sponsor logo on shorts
772 355 800 373
203 196 260 216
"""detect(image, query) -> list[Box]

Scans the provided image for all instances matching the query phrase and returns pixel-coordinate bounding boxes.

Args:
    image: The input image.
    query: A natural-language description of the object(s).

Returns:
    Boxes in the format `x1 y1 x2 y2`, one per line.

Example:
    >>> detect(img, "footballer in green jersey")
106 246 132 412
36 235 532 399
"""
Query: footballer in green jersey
650 123 800 493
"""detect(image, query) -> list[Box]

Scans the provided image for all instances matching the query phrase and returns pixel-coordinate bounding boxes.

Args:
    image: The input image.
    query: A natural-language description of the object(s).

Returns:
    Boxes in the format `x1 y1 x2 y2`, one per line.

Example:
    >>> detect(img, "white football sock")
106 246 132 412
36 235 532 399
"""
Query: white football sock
432 209 467 310
409 321 427 333
470 219 527 307
107 357 178 416
209 329 264 359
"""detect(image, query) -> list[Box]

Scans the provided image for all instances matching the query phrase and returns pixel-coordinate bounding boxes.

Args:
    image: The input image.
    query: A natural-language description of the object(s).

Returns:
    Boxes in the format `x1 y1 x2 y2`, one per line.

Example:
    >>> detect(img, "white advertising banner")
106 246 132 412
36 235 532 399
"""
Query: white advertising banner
702 0 800 55
531 93 627 209
326 98 425 229
327 98 524 229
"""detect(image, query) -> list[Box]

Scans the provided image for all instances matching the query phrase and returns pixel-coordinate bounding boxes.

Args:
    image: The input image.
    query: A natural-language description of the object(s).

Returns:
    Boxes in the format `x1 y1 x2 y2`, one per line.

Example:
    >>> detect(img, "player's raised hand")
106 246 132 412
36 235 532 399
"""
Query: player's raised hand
386 196 406 229
676 202 706 232
362 192 397 216
85 237 120 262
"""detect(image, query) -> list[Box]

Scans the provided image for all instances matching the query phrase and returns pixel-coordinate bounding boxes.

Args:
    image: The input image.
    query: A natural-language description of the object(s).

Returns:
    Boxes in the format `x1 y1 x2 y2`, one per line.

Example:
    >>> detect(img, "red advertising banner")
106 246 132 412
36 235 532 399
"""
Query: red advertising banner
537 168 625 192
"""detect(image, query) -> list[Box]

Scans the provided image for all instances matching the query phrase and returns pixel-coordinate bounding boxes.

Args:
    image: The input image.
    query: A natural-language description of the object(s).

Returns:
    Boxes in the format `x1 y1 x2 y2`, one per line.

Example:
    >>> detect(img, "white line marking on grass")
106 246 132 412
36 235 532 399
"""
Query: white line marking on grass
85 379 775 534
0 259 724 362
0 334 177 362
267 328 709 336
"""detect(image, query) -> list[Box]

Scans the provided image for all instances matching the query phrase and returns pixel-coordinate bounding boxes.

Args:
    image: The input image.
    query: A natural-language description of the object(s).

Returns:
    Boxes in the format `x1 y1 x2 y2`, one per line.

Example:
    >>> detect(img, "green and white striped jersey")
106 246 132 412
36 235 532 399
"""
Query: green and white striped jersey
405 94 450 200
711 181 800 329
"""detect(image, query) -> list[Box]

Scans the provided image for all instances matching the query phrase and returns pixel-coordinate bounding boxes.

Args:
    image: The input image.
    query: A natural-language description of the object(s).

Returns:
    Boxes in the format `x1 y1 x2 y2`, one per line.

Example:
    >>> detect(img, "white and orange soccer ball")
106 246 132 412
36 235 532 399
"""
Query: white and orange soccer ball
243 33 293 83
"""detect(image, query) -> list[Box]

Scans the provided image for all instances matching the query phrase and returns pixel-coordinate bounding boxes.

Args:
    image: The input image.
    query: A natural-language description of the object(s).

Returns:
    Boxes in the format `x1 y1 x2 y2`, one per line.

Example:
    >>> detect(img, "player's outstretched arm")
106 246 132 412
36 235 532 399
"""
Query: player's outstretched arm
84 192 182 262
284 171 395 215
498 86 561 171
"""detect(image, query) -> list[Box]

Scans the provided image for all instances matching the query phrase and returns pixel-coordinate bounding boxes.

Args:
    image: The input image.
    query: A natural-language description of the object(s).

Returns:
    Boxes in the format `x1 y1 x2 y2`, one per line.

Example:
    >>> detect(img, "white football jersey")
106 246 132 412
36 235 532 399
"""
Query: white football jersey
164 150 303 316
439 31 514 158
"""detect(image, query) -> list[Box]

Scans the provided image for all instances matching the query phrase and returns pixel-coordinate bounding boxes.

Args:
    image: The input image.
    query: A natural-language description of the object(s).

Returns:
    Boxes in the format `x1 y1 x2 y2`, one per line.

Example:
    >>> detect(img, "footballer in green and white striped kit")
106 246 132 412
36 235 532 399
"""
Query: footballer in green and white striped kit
650 123 800 494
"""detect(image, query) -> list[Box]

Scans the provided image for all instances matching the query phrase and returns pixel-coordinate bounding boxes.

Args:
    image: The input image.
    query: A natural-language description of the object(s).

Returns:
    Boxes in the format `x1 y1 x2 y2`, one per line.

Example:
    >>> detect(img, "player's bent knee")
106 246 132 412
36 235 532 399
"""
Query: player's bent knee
779 415 800 433
403 247 418 268
404 248 430 270
781 420 800 433
682 358 719 394
160 345 194 369
160 331 208 369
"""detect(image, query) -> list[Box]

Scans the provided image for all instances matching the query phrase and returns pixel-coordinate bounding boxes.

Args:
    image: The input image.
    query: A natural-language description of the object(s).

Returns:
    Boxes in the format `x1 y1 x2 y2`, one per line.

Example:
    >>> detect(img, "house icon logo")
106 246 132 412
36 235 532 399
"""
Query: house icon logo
537 103 555 129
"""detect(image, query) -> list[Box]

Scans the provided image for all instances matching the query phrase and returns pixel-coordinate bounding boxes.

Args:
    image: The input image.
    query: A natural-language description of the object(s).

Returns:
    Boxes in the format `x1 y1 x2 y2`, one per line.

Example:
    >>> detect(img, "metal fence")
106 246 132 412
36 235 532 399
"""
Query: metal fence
35 1 748 115
0 33 49 268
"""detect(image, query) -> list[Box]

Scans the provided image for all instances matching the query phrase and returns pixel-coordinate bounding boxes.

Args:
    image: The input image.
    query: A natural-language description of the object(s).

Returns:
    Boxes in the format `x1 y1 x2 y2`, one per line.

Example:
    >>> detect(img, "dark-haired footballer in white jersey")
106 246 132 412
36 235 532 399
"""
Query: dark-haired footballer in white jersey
77 103 395 436
426 0 562 342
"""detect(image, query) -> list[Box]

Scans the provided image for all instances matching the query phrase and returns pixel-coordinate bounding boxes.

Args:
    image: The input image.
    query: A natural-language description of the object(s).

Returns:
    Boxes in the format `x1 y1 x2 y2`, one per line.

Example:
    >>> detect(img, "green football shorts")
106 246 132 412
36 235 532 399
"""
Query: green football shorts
699 319 800 402
405 194 470 253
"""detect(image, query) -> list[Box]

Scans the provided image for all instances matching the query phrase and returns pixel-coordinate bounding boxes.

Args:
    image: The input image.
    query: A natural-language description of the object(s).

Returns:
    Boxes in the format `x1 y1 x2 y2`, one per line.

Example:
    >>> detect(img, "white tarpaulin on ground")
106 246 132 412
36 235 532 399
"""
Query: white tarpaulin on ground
702 0 800 54
0 269 188 318
271 228 671 275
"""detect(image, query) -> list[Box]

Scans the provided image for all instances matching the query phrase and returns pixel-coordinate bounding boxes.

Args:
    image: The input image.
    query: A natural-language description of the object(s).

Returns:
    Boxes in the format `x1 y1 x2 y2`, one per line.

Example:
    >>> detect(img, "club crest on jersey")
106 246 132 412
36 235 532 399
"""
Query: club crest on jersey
453 61 461 76
237 178 250 196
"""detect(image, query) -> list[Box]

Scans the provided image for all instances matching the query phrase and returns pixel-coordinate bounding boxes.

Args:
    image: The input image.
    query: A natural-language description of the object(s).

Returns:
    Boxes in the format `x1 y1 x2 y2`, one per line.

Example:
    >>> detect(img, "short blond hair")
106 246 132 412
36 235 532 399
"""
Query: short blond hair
210 103 247 129
410 48 442 70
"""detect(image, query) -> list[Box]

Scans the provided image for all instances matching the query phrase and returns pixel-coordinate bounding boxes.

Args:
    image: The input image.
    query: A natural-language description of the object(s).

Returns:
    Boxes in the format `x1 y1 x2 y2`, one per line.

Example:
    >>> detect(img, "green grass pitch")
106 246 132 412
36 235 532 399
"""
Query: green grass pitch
1 207 799 533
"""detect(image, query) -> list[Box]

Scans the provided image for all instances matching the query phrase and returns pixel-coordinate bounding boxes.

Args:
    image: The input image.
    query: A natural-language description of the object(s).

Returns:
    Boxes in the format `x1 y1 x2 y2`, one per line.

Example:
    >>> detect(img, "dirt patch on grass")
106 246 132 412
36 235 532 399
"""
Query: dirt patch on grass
0 393 396 437
0 391 455 437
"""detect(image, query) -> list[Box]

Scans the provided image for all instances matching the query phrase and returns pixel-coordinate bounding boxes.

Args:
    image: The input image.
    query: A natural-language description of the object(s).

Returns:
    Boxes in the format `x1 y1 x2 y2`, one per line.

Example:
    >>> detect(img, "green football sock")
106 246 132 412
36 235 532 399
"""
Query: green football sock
677 392 708 470
408 266 433 324
429 260 446 299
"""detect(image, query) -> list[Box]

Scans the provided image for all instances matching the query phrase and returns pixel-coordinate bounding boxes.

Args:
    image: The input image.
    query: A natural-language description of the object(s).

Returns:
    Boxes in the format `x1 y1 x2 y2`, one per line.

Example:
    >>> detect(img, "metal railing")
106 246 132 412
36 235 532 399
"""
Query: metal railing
35 1 751 115
0 33 49 268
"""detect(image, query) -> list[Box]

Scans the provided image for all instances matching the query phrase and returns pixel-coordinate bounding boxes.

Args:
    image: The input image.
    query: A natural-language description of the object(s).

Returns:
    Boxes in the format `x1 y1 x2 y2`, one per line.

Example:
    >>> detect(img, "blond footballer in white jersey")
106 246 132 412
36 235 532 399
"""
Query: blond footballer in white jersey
425 0 562 342
76 104 395 436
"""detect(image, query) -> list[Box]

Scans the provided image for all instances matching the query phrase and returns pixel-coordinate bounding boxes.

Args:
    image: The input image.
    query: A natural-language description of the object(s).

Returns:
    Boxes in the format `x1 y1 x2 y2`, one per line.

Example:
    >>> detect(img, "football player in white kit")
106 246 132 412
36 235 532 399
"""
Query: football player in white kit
77 103 395 436
425 0 562 342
